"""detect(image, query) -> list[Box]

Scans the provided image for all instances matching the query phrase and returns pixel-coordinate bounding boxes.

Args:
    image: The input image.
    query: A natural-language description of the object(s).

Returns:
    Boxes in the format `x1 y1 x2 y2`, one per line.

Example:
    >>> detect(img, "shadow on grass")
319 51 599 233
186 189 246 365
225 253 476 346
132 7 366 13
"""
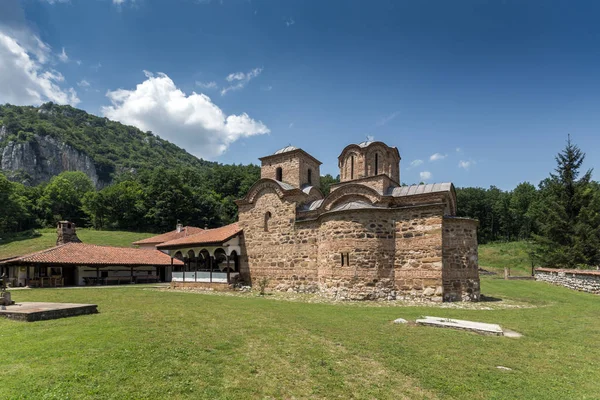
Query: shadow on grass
480 294 503 302
0 230 42 247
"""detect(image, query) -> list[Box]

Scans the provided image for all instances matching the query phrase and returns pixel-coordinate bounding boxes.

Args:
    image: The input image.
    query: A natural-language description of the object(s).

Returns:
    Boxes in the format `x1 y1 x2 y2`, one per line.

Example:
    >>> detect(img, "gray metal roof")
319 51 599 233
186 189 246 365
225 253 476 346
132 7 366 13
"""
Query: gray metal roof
274 145 298 155
357 140 374 148
330 200 381 212
274 180 296 190
387 183 453 197
298 199 324 212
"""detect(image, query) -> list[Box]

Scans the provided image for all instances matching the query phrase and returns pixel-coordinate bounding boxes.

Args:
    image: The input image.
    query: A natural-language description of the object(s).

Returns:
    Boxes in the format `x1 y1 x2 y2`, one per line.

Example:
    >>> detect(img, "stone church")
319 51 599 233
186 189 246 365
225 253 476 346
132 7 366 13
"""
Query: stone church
235 140 480 301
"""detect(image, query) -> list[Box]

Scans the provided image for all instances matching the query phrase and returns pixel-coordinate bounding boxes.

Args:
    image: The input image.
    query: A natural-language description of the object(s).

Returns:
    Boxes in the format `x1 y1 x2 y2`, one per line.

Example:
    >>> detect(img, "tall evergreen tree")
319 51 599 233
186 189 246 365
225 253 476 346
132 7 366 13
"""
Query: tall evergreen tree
533 136 600 268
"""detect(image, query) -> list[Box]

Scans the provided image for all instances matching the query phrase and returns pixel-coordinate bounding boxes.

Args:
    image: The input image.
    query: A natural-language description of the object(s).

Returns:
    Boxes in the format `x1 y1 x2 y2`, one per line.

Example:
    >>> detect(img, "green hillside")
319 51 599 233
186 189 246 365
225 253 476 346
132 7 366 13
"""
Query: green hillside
478 241 534 276
0 229 154 260
0 102 215 182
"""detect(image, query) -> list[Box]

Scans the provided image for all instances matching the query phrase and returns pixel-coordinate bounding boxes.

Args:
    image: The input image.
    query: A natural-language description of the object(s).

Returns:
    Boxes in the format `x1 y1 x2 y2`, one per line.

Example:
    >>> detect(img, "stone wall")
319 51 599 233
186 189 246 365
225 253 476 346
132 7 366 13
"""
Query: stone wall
442 217 480 301
260 151 321 189
535 268 600 294
238 189 320 292
316 209 396 300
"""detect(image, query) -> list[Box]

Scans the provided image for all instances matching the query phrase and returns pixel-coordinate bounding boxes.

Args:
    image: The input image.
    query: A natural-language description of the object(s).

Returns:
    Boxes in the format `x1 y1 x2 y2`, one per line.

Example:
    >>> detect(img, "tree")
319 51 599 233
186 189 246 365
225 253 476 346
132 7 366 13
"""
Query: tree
533 136 600 268
37 171 94 226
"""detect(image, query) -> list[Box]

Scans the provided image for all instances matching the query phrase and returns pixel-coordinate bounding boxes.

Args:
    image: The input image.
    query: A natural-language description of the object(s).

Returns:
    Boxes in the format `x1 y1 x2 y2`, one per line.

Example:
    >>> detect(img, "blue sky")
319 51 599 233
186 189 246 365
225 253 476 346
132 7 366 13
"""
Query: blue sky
1 0 599 189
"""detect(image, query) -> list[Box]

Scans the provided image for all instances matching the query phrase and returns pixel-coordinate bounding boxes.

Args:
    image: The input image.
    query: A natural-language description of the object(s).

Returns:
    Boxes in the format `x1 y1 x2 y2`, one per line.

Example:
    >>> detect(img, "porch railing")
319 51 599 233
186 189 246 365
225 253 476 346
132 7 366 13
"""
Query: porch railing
171 271 238 283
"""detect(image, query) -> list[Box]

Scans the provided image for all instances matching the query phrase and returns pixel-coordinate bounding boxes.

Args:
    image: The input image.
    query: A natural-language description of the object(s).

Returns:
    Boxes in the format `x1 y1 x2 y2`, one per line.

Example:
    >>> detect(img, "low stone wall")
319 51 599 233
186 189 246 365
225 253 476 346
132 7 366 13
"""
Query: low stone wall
535 268 600 294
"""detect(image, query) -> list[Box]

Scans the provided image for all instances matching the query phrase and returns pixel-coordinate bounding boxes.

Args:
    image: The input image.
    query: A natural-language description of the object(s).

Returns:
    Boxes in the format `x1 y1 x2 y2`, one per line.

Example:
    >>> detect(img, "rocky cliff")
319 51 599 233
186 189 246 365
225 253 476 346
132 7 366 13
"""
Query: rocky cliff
0 125 105 188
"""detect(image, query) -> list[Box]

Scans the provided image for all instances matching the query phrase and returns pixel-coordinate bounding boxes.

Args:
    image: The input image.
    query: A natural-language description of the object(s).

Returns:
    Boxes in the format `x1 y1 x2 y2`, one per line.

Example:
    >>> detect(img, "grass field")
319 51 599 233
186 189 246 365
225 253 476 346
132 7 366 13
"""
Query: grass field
1 278 599 399
0 229 154 259
478 241 533 276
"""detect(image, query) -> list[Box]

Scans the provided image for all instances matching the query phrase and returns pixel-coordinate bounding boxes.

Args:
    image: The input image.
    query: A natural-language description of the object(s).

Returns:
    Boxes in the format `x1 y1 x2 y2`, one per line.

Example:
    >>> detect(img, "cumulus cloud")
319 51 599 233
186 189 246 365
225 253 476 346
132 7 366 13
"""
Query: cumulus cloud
101 71 270 159
196 81 218 90
0 30 79 106
221 67 262 95
429 153 447 161
409 159 423 168
419 171 432 181
458 160 475 170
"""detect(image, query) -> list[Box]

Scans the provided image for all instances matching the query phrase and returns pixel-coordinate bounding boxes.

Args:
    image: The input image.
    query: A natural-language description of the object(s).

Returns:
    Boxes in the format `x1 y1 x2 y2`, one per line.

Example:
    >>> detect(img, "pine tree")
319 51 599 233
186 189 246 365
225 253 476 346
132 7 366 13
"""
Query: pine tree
533 136 600 268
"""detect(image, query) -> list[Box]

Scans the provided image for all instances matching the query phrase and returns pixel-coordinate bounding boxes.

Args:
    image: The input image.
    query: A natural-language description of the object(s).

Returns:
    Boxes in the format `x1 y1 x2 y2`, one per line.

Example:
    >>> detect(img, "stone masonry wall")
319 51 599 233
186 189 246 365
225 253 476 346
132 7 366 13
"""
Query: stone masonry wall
442 218 480 301
315 210 396 300
535 268 600 294
394 206 445 301
260 152 321 189
238 190 319 292
261 154 301 187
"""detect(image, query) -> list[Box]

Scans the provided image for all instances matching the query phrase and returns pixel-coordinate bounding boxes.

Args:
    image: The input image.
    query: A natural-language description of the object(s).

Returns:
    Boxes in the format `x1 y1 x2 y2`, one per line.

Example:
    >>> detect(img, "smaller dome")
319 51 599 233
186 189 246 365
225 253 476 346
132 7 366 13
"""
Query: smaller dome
357 140 374 148
274 145 298 155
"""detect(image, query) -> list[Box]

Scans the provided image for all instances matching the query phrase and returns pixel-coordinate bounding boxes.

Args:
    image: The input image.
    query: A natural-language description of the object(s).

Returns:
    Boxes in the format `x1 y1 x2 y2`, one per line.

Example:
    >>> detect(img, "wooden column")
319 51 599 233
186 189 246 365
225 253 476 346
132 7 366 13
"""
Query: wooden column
194 258 197 282
210 256 213 283
96 266 100 285
26 264 30 287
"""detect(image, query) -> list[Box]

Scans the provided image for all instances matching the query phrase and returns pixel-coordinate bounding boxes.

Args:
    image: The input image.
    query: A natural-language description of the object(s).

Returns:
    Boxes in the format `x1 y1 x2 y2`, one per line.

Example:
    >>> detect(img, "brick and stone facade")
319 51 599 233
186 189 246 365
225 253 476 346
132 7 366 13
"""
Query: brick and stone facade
235 141 480 301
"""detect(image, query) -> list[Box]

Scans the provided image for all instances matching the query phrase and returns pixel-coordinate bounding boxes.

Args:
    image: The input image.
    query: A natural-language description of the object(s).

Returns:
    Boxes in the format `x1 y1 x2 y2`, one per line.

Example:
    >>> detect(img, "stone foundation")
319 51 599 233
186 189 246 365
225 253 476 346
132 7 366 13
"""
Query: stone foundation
535 268 600 294
170 281 232 291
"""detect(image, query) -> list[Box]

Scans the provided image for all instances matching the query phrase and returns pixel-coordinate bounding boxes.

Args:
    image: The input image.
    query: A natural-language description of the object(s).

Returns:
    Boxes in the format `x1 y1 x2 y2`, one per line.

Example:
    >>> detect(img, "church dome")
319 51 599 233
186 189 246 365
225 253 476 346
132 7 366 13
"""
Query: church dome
274 145 298 155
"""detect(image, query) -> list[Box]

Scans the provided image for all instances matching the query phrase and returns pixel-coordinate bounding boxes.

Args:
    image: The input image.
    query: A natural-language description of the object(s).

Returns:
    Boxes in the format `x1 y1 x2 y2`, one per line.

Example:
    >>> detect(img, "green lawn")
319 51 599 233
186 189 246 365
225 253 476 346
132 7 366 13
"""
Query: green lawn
1 278 599 399
478 241 533 276
0 229 154 259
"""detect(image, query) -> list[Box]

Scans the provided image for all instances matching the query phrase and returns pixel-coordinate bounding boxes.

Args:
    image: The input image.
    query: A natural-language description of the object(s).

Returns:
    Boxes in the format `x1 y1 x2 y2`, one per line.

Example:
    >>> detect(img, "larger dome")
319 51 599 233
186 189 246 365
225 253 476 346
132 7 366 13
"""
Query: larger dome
274 145 298 155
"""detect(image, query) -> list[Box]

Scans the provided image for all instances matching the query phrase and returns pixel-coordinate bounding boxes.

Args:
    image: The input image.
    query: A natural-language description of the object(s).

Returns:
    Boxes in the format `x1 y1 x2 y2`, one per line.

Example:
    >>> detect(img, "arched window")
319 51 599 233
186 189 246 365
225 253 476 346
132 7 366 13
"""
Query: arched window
275 167 283 181
374 153 379 175
307 169 312 185
264 211 272 232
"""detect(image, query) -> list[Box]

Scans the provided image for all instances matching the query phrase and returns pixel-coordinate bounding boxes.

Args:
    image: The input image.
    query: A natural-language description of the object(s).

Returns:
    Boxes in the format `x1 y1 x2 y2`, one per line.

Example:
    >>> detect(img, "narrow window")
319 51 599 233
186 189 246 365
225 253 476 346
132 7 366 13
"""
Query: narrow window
346 253 350 266
275 167 282 181
374 153 379 175
350 155 355 180
307 168 312 185
264 211 272 232
341 253 345 266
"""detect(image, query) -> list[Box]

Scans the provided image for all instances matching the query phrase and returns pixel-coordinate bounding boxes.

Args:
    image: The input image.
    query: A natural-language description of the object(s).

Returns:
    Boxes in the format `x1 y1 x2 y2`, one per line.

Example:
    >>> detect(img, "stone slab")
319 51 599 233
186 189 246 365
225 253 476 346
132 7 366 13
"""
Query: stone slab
416 316 504 336
0 302 98 322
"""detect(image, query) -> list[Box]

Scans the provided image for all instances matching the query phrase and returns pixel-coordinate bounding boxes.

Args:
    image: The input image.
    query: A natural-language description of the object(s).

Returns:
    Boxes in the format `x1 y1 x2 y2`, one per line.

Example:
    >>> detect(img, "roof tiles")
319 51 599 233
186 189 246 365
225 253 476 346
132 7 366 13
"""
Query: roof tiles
157 223 242 248
132 226 204 246
0 243 182 266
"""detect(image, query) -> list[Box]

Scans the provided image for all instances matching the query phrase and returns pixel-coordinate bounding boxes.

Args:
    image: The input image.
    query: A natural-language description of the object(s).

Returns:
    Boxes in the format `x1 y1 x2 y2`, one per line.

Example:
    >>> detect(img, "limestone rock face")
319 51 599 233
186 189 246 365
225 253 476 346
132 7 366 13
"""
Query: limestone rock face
0 130 105 189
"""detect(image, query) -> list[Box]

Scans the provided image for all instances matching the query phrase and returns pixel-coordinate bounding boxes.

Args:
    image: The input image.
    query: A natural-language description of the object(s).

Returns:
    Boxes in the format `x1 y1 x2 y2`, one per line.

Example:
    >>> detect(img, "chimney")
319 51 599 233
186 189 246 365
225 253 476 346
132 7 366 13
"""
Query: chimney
176 223 183 233
56 221 82 245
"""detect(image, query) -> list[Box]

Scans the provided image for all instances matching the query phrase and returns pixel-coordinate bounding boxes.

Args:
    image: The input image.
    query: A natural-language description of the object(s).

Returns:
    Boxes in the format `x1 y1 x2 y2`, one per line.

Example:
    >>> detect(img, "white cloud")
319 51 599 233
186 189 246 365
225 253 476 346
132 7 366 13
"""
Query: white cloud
409 159 423 168
456 147 461 152
101 71 270 159
288 122 294 128
419 171 432 181
429 153 447 161
0 30 79 106
91 62 102 71
376 111 400 127
285 18 295 27
196 81 218 90
458 160 475 170
58 47 68 62
77 79 90 87
221 67 262 95
42 0 70 4
261 85 272 91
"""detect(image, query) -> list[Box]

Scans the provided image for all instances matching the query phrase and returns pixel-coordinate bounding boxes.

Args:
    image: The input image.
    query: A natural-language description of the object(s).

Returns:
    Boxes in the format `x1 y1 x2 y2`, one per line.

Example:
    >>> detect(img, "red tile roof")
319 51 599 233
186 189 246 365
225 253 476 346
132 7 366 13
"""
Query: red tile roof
132 226 205 246
157 223 242 248
0 243 183 266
